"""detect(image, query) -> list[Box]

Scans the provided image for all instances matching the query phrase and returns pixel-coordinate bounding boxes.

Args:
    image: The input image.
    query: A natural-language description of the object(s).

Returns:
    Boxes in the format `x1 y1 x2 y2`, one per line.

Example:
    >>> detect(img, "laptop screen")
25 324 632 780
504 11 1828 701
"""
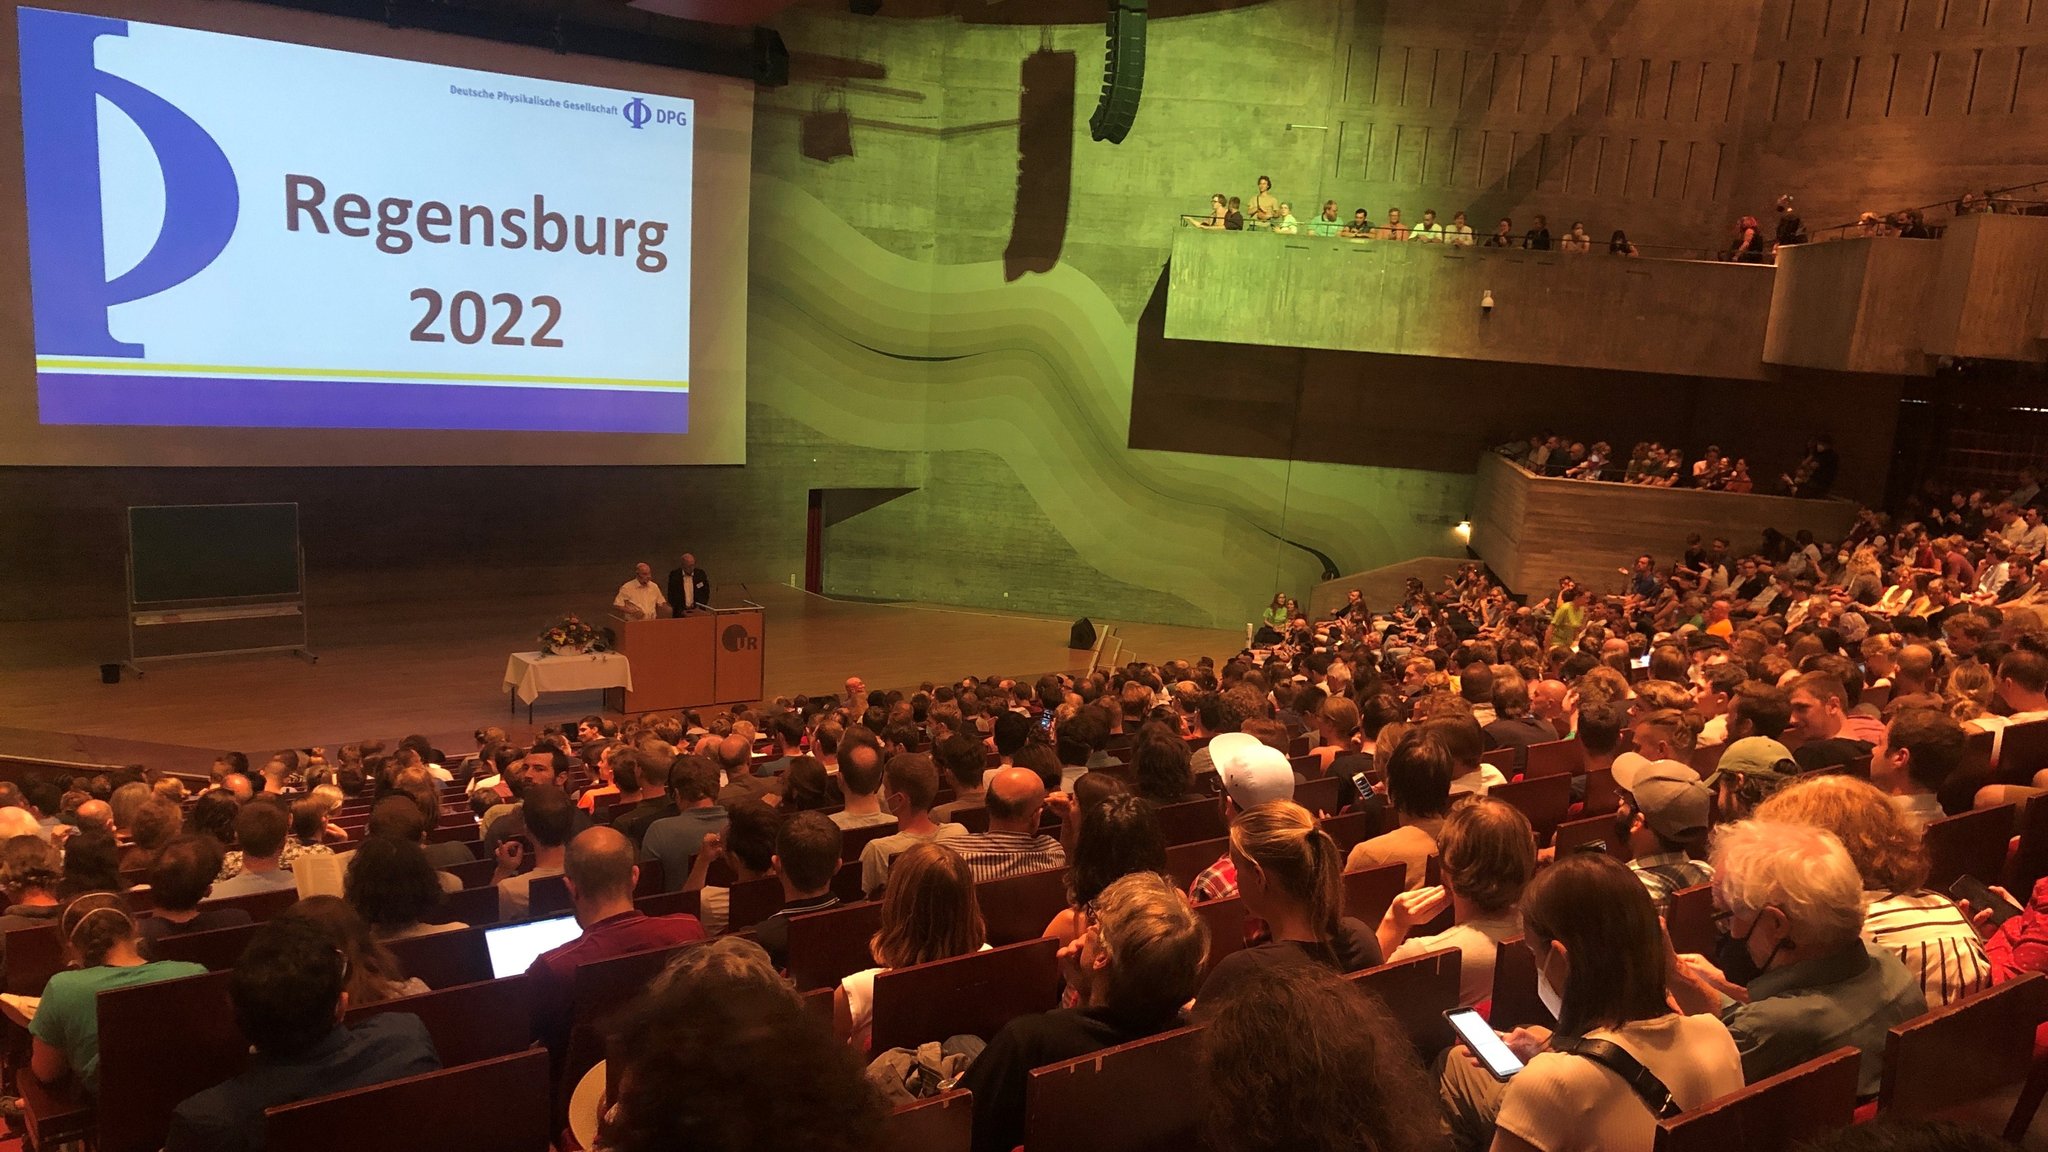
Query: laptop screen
483 914 581 979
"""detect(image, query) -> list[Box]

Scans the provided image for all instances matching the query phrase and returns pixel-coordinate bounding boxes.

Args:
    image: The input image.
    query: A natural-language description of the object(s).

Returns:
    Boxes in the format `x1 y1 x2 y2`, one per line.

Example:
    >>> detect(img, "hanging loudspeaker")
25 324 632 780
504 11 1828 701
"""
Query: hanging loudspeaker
1088 0 1146 144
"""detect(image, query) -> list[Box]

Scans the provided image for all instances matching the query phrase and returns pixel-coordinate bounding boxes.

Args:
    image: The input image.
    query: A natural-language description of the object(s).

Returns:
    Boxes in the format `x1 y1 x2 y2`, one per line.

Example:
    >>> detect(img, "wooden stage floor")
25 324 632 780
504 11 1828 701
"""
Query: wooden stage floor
0 586 1240 767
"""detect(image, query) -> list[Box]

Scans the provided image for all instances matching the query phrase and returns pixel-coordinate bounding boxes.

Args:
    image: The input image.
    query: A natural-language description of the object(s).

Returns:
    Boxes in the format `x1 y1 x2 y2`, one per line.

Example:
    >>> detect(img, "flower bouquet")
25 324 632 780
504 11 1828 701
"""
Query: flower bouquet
539 614 603 656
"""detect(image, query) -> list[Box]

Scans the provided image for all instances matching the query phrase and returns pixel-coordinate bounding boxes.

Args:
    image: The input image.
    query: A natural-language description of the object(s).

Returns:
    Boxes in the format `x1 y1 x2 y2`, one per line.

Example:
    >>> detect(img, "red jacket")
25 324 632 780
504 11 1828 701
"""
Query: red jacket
1986 877 2048 982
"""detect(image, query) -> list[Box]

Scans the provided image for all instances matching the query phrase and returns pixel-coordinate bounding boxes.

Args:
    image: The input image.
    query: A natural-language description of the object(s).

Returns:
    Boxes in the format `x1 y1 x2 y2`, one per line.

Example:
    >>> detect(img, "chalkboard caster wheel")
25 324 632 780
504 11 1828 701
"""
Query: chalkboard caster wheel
294 649 319 665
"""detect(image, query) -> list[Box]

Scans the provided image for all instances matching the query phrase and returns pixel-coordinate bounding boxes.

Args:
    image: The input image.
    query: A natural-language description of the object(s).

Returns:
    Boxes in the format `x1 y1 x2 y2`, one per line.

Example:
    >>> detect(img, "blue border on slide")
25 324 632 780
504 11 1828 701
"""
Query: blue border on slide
36 372 690 433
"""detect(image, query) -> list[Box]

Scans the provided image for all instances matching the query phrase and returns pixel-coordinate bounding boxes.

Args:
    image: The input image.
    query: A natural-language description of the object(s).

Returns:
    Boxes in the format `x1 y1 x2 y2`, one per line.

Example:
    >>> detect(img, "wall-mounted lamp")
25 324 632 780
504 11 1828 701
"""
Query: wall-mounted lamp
1455 520 1472 541
1479 290 1494 317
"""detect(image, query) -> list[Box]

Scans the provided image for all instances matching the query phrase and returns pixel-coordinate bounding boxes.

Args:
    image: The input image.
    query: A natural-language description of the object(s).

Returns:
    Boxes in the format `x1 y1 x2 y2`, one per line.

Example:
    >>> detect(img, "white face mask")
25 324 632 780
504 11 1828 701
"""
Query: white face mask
1536 955 1564 1020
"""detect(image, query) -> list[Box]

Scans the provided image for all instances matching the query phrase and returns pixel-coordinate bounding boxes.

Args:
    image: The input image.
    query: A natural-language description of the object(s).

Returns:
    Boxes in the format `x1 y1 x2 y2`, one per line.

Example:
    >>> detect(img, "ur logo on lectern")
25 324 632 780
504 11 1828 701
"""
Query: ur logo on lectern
721 625 759 653
18 8 242 359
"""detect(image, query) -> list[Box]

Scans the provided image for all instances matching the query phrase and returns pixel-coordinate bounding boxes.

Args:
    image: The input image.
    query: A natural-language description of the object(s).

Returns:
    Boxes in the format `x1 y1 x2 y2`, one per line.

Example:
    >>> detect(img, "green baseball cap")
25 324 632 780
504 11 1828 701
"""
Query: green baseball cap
1701 736 1799 790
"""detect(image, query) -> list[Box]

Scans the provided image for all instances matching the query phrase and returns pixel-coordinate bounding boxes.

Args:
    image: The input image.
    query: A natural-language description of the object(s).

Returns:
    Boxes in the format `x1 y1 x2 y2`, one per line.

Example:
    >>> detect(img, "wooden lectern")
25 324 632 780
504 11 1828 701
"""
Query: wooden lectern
609 603 764 713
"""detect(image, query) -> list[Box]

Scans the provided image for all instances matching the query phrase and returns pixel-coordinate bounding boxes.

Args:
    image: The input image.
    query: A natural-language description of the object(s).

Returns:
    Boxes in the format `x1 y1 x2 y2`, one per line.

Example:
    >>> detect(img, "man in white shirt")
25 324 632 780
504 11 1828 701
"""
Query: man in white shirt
1446 210 1476 246
1410 209 1445 242
2018 507 2048 556
613 563 667 619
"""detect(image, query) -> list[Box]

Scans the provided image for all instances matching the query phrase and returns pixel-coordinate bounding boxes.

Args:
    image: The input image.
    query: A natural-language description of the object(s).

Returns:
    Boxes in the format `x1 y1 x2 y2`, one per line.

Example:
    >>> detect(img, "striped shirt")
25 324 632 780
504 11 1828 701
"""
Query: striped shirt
1863 889 1994 1007
951 830 1066 884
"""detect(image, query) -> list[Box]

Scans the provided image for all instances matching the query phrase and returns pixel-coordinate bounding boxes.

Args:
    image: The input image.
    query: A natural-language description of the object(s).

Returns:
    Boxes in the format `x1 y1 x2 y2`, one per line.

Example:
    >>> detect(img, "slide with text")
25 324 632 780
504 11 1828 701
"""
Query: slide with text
17 6 695 433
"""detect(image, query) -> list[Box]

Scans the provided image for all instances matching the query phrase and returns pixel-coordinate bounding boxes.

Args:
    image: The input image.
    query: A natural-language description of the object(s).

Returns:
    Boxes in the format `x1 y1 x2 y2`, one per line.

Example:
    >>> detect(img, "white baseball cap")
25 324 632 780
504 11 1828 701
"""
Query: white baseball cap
1210 732 1295 808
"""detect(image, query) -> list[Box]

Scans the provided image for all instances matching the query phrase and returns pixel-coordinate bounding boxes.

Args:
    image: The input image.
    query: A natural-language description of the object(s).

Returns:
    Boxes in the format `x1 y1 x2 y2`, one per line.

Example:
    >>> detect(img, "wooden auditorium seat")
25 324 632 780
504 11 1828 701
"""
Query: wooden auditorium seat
1522 739 1586 780
1343 861 1407 926
868 937 1062 1053
344 975 535 1068
263 1049 552 1152
1487 936 1555 1031
1153 797 1228 845
1923 804 2016 891
437 884 502 927
2000 720 2048 784
1582 767 1620 816
976 866 1072 946
1293 774 1343 815
1878 971 2048 1130
1489 773 1573 846
726 873 788 931
1025 1025 1200 1152
1552 813 1630 862
1653 1047 1860 1152
95 969 242 1152
1665 883 1719 956
2008 792 2048 897
883 1087 973 1152
151 922 261 970
787 899 886 991
1164 837 1227 891
384 925 495 989
1349 946 1460 1060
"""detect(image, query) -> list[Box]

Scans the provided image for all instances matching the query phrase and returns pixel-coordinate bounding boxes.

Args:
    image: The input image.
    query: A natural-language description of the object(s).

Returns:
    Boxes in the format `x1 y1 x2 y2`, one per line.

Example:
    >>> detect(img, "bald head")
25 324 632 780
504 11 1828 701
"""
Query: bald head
564 826 637 909
74 799 113 836
716 733 751 774
984 766 1047 832
0 807 42 840
1530 679 1569 724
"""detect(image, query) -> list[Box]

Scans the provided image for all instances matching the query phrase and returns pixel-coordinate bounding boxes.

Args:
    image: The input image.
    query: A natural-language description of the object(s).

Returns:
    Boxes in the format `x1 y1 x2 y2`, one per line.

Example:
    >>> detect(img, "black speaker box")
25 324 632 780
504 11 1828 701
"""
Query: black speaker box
1069 617 1098 649
1088 0 1146 143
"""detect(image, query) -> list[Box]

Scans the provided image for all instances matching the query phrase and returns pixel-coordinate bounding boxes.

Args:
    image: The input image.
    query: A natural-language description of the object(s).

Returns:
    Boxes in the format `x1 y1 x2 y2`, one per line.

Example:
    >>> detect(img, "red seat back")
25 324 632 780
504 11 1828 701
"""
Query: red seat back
1349 945 1460 1060
1154 797 1227 845
5 923 65 995
883 1088 973 1152
870 938 1062 1052
840 821 900 862
1164 837 1227 892
1026 1025 1200 1152
1488 773 1572 846
1342 862 1406 927
1666 883 1718 956
787 899 884 991
1523 739 1586 779
344 976 534 1068
439 885 501 927
1294 774 1343 815
1582 766 1620 815
150 922 260 970
1552 812 1630 862
384 926 494 990
1880 971 2048 1118
1923 803 2015 891
2001 720 2048 782
525 873 571 919
1322 809 1380 852
197 885 301 923
1653 1046 1859 1152
96 969 244 1152
726 874 786 932
1487 935 1556 1031
263 1048 551 1152
635 889 702 919
977 866 1073 946
1193 895 1251 975
1481 745 1520 776
2010 792 2048 897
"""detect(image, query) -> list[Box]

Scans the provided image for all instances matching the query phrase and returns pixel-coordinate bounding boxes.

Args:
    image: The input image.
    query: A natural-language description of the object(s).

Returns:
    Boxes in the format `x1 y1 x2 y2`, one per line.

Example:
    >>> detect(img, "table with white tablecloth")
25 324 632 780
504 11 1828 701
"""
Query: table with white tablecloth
502 650 632 716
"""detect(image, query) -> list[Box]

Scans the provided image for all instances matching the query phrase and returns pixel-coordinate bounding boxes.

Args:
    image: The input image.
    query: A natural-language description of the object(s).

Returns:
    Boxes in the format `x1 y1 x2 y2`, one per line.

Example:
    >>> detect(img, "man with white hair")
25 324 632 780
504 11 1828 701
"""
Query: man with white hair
1666 820 1925 1096
612 562 668 619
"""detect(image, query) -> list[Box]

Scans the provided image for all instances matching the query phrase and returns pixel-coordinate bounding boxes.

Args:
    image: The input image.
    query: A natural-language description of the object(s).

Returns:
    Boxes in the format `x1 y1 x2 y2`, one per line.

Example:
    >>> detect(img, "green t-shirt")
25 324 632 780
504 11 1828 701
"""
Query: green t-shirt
1546 602 1587 650
31 960 207 1090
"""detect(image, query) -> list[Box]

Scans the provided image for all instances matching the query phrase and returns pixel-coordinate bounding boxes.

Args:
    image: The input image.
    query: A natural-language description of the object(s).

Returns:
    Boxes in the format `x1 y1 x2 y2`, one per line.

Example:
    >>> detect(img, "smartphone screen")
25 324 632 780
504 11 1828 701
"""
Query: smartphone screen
1037 710 1055 733
1951 876 2023 928
1445 1008 1524 1081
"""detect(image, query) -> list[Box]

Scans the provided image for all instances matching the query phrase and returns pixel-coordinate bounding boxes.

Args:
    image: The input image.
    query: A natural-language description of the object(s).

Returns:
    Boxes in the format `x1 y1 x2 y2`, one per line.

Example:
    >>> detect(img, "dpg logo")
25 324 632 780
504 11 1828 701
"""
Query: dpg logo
18 9 240 358
623 97 688 130
721 624 759 653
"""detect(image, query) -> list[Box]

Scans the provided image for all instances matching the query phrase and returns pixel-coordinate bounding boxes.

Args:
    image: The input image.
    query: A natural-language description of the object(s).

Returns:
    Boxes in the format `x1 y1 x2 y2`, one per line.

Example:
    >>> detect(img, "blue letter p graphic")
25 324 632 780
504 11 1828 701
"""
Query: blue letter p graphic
18 9 239 358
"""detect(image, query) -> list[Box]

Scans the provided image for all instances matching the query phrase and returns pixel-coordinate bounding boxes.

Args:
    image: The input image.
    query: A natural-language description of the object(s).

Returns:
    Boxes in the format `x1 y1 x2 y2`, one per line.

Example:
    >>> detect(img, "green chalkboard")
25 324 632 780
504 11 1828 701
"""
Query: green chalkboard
128 504 301 605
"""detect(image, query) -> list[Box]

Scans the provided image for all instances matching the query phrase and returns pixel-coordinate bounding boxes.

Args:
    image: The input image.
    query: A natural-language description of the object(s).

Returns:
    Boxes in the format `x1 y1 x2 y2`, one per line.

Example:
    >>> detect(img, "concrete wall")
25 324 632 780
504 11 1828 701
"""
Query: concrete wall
1765 236 1944 373
1166 229 1777 378
1469 452 1861 596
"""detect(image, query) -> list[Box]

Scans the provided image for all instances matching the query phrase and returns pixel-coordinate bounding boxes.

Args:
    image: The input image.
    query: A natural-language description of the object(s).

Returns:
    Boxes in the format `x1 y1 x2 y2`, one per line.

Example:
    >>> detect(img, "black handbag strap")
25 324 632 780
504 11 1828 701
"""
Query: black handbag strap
1549 1036 1682 1120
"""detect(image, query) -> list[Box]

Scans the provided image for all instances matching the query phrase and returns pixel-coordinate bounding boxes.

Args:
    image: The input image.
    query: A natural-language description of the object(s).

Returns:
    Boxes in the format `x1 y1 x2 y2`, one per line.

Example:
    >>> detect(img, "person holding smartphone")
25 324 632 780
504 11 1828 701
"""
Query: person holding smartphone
1439 854 1743 1152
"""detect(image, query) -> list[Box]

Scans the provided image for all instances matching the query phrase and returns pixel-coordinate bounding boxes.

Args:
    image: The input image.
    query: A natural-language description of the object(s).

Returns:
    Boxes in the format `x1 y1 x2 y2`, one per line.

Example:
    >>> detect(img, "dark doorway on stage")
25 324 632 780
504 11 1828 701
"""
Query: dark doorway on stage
806 489 824 594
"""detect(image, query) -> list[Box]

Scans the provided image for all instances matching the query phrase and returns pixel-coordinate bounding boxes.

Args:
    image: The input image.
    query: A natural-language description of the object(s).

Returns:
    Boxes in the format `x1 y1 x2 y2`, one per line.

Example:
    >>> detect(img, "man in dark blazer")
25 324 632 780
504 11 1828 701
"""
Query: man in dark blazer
666 552 711 613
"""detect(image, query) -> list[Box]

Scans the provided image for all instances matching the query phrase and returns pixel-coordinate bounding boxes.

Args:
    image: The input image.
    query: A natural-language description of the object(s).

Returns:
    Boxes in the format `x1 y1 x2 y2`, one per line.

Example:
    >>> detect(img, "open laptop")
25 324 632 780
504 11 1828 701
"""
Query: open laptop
483 914 581 979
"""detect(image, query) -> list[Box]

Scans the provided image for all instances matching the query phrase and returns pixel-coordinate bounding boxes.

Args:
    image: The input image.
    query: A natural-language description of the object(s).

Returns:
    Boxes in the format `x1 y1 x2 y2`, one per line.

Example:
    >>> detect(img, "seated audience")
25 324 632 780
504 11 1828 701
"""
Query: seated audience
58 830 123 900
0 836 62 981
164 917 440 1152
1200 964 1448 1152
139 836 254 947
1047 794 1169 945
828 740 896 832
1786 672 1877 774
836 842 986 1052
527 827 704 1056
930 734 991 820
29 894 208 1092
1665 820 1925 1096
1376 797 1535 1007
493 783 574 921
599 954 883 1152
642 755 729 892
1189 732 1296 902
1755 775 1991 1006
1198 800 1380 1005
1616 762 1715 915
207 800 296 899
962 872 1208 1152
755 811 843 970
1347 729 1455 889
1869 706 1963 828
857 753 968 897
951 767 1066 882
681 799 781 935
345 837 460 941
1439 854 1744 1152
1131 726 1204 806
280 895 428 1005
1703 736 1798 823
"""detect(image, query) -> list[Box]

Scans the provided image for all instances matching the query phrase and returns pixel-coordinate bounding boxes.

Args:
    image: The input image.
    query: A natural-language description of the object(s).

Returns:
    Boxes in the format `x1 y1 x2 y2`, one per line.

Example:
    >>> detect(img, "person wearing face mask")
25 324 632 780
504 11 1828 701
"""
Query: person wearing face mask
1665 820 1925 1097
1437 854 1743 1152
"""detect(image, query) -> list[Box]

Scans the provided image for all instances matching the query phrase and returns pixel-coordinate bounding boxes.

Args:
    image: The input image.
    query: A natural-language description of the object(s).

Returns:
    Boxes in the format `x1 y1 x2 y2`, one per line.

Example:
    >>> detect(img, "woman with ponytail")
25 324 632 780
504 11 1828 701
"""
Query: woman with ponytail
27 893 206 1092
1197 800 1381 1007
